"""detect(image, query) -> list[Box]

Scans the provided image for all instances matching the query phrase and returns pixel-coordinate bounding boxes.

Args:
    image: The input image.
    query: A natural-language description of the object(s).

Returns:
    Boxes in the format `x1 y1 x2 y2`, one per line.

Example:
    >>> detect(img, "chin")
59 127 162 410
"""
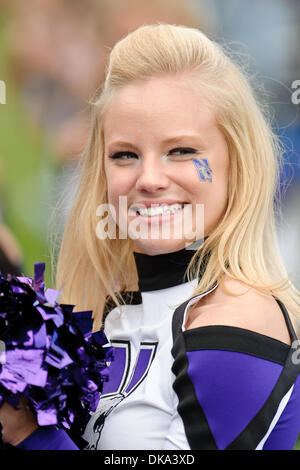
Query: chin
133 237 192 255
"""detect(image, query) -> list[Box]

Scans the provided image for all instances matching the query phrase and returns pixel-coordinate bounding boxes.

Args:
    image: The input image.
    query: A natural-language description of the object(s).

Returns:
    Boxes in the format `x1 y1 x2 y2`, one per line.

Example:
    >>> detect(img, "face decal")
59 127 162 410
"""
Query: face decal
192 158 212 182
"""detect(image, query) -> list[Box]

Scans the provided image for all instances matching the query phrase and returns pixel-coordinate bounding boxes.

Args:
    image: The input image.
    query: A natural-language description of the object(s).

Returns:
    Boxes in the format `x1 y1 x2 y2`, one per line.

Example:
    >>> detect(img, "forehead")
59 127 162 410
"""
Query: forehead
102 74 217 140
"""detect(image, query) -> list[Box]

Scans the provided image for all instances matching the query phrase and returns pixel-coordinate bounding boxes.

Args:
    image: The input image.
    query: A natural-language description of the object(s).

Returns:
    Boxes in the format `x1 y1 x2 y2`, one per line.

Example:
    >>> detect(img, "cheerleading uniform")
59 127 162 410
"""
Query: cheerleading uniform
82 248 300 450
13 247 300 450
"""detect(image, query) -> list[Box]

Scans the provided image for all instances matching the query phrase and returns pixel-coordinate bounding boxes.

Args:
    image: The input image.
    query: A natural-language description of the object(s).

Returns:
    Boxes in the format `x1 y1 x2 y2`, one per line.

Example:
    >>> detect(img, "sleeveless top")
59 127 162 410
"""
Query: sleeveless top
83 247 300 450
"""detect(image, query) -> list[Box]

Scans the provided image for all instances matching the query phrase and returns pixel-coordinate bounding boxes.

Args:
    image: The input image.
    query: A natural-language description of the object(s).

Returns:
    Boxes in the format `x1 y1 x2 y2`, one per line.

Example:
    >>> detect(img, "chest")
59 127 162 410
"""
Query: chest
83 304 176 450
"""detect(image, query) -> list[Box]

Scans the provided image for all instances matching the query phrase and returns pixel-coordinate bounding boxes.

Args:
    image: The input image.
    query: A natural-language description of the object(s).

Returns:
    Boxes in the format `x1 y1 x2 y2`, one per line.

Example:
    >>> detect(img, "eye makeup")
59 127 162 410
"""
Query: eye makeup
192 158 212 182
108 147 200 162
167 147 198 156
108 151 139 160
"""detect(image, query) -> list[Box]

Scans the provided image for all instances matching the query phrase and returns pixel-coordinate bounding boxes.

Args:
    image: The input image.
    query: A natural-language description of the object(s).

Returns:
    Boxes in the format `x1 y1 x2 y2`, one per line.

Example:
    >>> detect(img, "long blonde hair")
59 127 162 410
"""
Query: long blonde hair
54 24 300 331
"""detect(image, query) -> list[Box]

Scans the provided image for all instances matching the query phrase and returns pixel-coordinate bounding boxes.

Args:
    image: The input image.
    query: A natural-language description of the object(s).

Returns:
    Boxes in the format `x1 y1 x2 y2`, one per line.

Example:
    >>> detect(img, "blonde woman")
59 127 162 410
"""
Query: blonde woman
2 24 300 450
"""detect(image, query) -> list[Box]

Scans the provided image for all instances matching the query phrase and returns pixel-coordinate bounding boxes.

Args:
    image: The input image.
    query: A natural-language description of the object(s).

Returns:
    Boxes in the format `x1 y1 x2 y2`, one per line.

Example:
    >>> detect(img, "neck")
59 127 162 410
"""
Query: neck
133 239 209 292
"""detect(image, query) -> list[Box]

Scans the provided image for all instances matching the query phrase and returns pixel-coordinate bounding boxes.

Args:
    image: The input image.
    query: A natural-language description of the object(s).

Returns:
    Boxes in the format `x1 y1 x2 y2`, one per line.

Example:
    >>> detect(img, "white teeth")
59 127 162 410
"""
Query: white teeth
137 203 183 216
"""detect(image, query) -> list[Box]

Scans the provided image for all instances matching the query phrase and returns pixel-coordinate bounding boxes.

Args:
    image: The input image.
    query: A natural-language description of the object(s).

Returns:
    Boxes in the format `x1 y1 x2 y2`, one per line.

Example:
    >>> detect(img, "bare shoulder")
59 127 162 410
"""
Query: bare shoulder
185 276 291 345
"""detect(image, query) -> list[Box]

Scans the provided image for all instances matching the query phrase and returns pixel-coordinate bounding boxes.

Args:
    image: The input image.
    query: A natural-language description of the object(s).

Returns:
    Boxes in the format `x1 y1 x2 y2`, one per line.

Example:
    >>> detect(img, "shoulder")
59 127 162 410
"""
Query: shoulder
185 276 291 345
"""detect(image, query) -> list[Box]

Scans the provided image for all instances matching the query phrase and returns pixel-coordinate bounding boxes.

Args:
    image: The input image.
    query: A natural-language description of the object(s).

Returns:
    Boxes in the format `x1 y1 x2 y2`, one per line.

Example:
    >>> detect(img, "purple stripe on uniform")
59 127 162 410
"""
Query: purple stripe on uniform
102 346 127 395
125 348 152 393
262 374 300 450
186 350 283 449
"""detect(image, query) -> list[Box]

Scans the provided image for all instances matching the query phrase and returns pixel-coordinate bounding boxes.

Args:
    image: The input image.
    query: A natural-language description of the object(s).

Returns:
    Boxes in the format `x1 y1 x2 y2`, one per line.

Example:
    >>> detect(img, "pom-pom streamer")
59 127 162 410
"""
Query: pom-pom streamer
0 263 113 438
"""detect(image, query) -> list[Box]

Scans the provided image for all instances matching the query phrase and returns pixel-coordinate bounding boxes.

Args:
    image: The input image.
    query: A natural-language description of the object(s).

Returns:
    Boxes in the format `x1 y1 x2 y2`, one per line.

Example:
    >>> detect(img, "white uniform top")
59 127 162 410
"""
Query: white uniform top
83 276 198 450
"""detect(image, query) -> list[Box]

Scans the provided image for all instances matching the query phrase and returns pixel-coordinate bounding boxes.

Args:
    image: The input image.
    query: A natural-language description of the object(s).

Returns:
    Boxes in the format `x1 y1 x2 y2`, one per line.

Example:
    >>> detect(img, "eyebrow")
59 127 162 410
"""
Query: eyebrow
107 135 205 149
162 135 204 145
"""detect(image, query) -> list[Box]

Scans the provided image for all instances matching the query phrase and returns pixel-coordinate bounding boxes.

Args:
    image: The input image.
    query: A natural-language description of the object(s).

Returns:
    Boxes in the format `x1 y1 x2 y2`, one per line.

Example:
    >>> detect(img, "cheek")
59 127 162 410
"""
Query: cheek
187 158 229 210
105 167 134 208
176 159 214 200
201 169 229 231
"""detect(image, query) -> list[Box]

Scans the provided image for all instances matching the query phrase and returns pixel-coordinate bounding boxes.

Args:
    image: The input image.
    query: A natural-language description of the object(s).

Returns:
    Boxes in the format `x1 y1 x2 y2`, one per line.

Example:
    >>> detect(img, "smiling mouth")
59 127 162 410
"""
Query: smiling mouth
131 203 185 217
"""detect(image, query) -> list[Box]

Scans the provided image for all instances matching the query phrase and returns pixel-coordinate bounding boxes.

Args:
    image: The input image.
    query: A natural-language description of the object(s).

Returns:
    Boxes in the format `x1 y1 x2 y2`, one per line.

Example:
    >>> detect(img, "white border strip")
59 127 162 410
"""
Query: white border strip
255 385 294 450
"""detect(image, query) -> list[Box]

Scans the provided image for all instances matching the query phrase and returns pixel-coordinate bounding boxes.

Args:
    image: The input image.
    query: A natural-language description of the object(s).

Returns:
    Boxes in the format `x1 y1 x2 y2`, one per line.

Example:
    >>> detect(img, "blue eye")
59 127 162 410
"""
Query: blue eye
168 147 198 156
109 151 139 160
169 147 197 155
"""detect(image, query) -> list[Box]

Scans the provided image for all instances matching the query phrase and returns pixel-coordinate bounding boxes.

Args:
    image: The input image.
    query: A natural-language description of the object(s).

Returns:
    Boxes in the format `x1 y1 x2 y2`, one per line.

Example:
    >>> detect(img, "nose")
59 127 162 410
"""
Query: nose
135 155 170 193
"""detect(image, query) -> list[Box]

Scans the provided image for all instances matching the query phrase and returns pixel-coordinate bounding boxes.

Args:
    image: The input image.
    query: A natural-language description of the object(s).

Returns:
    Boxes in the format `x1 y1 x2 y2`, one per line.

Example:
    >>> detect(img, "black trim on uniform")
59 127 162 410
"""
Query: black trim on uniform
274 298 298 342
172 297 190 341
171 322 218 450
171 283 218 341
133 245 210 292
184 325 290 366
171 293 220 450
125 341 159 396
101 339 132 398
133 249 194 292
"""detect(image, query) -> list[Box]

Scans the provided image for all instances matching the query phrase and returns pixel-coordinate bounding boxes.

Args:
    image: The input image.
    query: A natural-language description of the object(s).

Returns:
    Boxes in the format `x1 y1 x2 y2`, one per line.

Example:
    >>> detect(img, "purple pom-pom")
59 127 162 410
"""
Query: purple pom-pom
0 263 113 438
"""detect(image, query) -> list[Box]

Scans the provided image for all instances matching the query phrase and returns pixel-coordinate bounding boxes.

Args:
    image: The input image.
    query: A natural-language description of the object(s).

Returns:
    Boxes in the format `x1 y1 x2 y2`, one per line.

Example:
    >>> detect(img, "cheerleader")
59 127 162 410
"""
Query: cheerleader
1 24 300 450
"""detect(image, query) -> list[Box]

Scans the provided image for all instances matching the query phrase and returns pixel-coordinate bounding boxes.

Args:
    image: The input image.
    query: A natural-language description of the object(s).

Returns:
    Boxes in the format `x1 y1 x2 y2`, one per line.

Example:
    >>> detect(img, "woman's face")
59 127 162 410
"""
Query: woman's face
103 73 229 255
